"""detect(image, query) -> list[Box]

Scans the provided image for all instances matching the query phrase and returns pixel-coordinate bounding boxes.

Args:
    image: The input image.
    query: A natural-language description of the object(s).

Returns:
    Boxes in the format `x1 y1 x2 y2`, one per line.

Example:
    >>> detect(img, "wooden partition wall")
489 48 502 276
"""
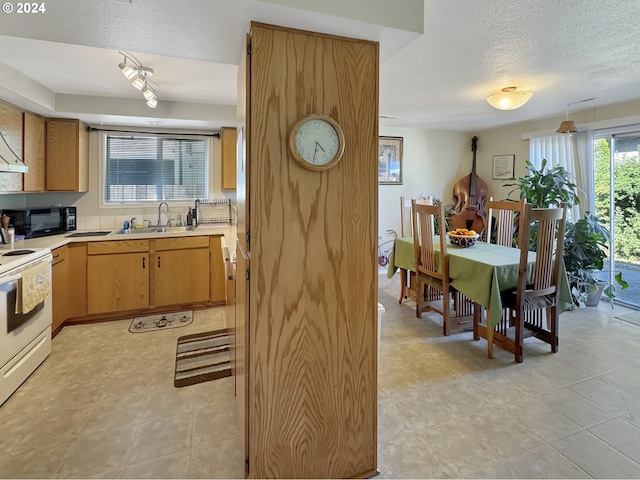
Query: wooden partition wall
235 23 379 478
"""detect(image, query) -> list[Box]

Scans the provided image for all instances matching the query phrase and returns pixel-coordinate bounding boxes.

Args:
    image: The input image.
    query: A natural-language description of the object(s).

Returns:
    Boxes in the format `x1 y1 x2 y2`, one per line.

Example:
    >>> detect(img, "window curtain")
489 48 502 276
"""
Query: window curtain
529 135 582 222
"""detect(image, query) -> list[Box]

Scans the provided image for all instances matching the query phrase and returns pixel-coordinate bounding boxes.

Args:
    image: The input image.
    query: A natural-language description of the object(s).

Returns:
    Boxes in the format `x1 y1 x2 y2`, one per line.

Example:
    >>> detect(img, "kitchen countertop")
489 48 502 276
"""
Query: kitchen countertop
2 225 228 252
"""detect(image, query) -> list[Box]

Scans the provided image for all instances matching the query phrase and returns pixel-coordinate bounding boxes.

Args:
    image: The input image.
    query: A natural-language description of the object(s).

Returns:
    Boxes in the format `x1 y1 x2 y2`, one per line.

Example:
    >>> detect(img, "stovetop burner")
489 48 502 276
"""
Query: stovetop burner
2 249 36 256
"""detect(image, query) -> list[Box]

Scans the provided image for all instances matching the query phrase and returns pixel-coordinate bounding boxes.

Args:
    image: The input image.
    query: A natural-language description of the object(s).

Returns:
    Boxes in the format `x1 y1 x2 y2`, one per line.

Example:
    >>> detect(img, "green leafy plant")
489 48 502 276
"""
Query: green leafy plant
503 159 628 307
502 159 581 208
563 213 628 307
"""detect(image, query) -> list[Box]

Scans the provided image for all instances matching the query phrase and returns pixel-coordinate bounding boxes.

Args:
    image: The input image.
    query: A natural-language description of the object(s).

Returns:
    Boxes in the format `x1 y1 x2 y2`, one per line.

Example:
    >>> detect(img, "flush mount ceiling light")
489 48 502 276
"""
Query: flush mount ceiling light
486 86 534 110
118 51 158 108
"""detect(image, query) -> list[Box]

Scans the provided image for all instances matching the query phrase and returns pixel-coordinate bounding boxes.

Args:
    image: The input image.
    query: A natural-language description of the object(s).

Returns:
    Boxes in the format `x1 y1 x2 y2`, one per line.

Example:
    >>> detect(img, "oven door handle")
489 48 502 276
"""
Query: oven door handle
0 273 22 286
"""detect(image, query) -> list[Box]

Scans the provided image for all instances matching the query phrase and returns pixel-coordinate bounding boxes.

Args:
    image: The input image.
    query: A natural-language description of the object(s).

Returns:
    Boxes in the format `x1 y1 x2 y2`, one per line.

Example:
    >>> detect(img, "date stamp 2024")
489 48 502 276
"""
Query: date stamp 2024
2 2 46 14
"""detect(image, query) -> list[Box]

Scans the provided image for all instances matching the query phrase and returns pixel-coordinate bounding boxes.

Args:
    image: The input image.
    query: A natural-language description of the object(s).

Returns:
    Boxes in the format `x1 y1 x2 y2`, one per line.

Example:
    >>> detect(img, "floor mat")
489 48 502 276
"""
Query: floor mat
615 311 640 327
129 310 193 333
174 328 232 387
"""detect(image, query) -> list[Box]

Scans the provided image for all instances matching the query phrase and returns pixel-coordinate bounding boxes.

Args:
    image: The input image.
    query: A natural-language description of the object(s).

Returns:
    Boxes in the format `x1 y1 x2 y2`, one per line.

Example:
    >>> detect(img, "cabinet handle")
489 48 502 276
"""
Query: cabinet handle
142 257 145 269
157 256 161 268
53 254 60 260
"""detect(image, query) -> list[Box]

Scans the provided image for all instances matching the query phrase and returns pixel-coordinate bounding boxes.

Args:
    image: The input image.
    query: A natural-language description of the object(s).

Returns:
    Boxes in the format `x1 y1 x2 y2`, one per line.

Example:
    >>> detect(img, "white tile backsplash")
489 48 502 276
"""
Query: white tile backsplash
100 216 116 229
85 216 101 230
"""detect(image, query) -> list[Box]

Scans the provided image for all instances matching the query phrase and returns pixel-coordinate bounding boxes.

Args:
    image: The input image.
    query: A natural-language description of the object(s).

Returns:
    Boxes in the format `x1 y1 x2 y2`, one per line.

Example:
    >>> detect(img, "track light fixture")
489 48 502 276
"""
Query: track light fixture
118 51 158 108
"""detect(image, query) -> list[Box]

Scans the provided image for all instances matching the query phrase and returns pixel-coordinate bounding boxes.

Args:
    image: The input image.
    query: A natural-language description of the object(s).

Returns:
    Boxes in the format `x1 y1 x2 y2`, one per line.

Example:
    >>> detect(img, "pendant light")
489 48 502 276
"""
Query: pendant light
556 104 578 134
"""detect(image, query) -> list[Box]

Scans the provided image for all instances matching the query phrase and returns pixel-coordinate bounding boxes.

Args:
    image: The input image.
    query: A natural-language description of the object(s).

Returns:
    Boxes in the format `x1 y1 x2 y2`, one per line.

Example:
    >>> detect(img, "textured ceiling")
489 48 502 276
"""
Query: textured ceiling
1 0 640 131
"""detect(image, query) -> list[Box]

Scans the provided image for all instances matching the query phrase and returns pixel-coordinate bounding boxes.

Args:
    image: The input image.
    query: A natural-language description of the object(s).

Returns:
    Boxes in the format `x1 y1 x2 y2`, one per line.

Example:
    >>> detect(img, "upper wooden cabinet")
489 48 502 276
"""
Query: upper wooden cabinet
0 102 24 192
220 126 237 190
46 118 89 192
22 113 45 192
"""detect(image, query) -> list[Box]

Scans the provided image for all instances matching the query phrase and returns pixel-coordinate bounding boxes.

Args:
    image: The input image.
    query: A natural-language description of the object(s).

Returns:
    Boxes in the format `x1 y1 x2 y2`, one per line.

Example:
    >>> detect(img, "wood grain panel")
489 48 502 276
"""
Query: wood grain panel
87 252 149 314
67 243 87 319
153 236 209 251
221 127 237 190
46 118 87 192
0 102 23 192
247 24 378 478
88 239 149 255
23 112 45 192
78 120 89 192
209 236 226 302
153 248 210 306
236 33 250 478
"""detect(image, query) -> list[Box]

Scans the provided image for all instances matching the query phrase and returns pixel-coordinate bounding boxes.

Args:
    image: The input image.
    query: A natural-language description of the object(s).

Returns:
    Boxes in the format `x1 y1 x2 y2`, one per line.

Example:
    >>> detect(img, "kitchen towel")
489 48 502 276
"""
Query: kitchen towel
16 262 51 314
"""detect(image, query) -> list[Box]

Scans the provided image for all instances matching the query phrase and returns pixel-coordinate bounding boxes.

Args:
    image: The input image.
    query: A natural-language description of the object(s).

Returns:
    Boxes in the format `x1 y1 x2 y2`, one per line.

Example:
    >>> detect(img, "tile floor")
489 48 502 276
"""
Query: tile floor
0 308 243 479
1 274 640 478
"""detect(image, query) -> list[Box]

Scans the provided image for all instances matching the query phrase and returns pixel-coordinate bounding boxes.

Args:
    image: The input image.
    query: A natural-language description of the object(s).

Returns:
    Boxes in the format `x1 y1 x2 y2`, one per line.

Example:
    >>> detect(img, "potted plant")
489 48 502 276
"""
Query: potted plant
563 212 628 307
502 159 628 307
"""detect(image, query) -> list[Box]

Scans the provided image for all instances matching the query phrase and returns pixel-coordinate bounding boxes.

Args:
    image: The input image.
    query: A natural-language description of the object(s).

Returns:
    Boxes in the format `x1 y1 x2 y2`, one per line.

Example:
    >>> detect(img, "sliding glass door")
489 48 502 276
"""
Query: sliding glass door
593 132 640 307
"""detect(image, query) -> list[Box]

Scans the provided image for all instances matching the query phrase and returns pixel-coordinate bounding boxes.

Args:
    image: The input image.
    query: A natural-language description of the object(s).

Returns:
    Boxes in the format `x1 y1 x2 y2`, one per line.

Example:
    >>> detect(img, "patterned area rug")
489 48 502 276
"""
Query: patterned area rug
129 310 193 333
174 329 232 387
615 311 640 327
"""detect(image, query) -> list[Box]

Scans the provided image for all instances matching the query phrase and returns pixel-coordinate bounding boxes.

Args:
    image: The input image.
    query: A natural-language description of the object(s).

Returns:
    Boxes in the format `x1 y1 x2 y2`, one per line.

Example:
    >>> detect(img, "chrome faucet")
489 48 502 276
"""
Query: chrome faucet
157 202 170 226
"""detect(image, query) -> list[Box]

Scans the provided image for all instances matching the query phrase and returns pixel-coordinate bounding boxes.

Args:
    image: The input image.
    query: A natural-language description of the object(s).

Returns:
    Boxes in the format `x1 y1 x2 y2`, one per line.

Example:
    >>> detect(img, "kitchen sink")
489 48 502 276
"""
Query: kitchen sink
113 226 197 235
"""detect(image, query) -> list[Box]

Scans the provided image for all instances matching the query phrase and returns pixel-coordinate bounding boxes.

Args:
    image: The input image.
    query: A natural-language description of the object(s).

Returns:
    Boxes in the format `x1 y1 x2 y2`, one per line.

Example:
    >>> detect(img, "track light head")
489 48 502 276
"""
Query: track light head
118 60 136 80
146 97 157 108
142 83 157 101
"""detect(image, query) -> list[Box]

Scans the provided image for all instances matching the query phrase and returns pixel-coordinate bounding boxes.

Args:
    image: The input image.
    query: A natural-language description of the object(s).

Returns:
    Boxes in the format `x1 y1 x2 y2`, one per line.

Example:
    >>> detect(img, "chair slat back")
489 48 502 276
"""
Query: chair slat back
517 203 567 298
485 197 526 247
412 199 446 280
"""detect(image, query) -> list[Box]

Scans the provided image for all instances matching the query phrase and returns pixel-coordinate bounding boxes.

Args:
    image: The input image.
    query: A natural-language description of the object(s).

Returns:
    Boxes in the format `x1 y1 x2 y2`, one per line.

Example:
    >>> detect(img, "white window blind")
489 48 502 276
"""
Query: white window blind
104 134 207 203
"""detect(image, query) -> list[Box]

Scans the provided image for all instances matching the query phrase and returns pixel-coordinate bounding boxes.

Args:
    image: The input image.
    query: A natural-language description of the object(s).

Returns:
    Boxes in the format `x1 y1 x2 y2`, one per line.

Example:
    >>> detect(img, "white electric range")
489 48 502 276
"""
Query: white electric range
0 246 53 406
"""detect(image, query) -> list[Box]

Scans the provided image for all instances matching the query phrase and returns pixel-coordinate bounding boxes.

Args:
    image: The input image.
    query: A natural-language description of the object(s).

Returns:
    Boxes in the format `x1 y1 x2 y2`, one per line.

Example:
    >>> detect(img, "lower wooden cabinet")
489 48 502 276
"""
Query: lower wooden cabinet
87 240 150 315
53 234 226 322
51 246 68 332
152 236 210 307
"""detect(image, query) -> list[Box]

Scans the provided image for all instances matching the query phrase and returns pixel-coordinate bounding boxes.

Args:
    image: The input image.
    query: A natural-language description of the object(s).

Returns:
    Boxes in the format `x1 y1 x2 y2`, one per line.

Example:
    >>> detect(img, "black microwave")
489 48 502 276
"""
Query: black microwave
1 206 76 238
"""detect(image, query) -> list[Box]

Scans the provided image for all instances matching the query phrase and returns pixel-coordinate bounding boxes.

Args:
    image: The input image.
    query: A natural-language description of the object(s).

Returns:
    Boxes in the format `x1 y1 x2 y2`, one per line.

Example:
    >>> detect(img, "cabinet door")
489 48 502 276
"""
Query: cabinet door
51 247 68 333
46 119 89 192
67 243 87 319
154 248 209 307
220 127 237 190
209 236 226 303
0 102 23 192
23 112 45 192
87 252 149 314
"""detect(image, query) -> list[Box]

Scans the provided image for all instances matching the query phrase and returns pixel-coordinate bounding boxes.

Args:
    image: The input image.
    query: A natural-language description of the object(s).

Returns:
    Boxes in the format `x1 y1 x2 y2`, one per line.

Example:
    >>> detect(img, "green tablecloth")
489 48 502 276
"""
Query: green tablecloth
387 236 573 328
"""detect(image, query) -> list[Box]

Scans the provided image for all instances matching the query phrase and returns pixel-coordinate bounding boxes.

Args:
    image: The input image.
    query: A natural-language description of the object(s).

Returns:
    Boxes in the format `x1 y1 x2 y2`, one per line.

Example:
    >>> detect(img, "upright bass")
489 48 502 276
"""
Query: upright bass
449 136 488 233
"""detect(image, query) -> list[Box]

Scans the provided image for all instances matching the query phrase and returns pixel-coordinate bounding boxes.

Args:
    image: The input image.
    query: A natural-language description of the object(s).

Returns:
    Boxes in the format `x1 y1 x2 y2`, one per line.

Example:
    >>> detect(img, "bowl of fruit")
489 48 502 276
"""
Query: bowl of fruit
447 228 480 248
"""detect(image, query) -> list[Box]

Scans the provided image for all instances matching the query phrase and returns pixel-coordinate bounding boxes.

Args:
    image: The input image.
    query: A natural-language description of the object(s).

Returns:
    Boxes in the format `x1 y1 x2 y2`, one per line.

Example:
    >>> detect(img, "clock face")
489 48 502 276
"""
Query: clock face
290 115 345 170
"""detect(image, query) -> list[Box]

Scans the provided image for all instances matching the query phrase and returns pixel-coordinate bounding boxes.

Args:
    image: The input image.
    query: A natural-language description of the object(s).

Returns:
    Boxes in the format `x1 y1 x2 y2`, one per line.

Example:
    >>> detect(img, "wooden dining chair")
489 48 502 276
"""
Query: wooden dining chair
412 199 456 336
473 197 527 333
484 197 526 247
475 203 567 362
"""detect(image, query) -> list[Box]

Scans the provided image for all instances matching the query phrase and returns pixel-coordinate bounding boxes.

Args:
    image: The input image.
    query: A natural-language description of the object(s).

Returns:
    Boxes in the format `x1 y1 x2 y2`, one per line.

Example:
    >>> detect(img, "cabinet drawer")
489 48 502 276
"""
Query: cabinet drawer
88 239 149 255
153 236 210 251
51 245 67 265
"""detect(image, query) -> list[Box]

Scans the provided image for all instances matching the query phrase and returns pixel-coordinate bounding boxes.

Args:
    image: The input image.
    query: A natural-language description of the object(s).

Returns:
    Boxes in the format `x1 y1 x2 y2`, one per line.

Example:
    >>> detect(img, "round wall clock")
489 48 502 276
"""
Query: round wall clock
289 114 345 171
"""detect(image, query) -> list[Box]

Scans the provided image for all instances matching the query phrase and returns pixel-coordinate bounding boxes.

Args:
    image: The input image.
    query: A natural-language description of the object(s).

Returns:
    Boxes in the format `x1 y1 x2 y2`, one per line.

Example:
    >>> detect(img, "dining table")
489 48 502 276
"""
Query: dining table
387 236 573 331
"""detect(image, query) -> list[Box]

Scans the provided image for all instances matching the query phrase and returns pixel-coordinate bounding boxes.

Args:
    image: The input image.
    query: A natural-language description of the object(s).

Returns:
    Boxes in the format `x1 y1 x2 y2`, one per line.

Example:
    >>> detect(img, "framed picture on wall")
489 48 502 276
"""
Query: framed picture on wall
492 154 515 179
378 136 403 185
